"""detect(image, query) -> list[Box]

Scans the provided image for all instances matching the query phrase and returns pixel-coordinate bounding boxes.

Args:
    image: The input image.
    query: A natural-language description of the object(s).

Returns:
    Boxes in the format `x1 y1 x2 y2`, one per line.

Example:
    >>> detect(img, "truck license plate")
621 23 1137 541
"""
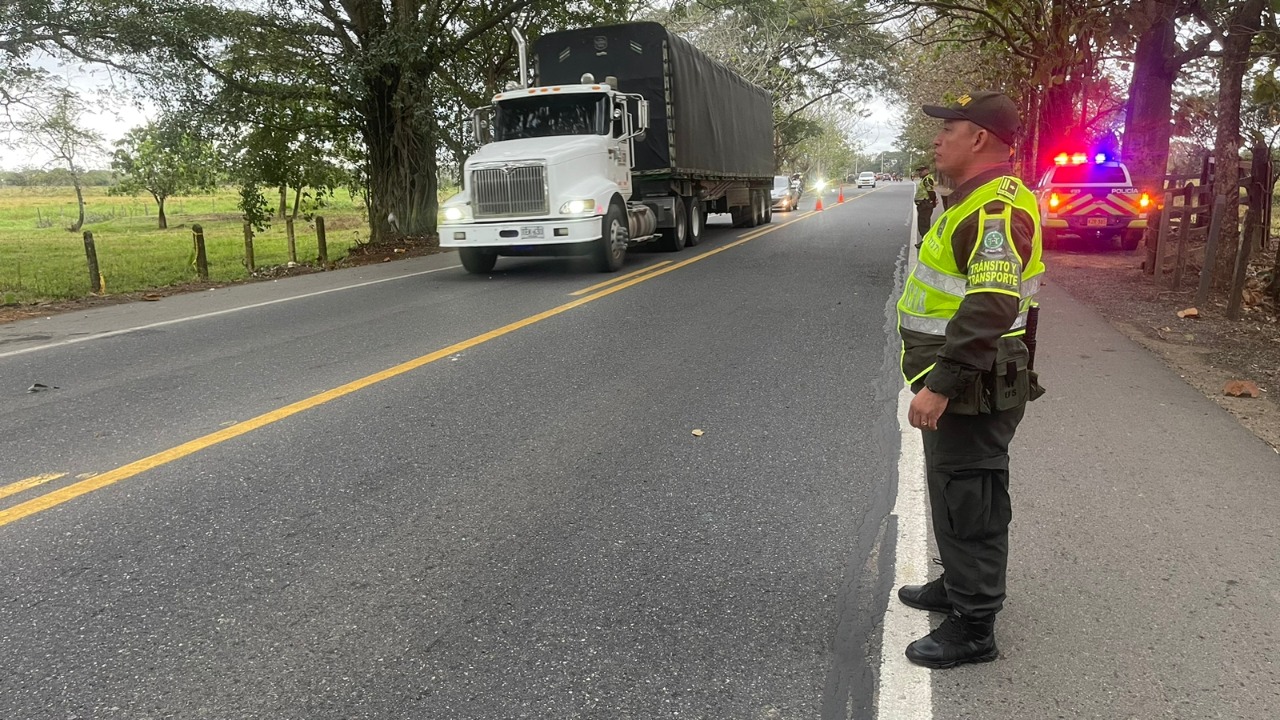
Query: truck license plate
520 226 544 239
1086 217 1107 227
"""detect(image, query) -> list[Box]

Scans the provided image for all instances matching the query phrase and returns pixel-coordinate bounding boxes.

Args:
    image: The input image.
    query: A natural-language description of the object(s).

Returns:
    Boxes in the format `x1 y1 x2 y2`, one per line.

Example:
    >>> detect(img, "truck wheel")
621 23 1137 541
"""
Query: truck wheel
458 248 497 274
595 203 628 272
730 206 748 228
659 198 687 252
685 198 704 246
1121 229 1142 251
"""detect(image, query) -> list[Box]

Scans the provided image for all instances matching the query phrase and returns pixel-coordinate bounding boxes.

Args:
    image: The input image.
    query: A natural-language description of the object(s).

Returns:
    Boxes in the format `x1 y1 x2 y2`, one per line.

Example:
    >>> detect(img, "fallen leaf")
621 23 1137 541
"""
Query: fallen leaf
691 429 704 437
27 383 59 392
1223 380 1261 398
141 293 162 301
393 248 406 253
1176 307 1199 319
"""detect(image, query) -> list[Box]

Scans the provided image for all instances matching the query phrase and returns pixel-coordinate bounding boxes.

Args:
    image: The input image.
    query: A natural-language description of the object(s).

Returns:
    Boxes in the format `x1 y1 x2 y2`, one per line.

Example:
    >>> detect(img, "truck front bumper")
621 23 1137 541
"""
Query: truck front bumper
439 216 601 248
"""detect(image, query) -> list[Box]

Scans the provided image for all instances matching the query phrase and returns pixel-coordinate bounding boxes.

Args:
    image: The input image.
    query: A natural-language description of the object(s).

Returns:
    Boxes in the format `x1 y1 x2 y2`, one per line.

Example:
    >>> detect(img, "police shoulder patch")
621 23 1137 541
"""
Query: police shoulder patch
996 177 1019 201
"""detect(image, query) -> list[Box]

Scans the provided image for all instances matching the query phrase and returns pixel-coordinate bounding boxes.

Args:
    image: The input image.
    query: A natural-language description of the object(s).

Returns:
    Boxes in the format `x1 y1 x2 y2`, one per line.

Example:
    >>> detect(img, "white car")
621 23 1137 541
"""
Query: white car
856 171 877 188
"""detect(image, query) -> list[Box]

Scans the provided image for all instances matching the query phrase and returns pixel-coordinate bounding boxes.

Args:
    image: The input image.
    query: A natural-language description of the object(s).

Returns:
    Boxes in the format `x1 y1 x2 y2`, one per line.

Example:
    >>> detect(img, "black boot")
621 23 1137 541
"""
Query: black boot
897 574 952 613
905 611 998 669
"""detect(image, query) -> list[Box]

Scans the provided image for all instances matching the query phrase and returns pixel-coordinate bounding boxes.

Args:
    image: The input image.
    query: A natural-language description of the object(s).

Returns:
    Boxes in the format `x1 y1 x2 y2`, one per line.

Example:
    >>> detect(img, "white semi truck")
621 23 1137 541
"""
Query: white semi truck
439 22 776 273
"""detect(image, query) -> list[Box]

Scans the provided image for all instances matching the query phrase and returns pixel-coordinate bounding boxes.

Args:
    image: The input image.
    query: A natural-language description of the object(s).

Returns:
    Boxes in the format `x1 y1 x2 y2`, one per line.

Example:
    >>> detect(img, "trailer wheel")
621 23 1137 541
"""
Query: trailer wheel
1120 229 1142 251
744 192 761 228
595 202 628 272
658 198 688 252
685 198 704 246
459 248 497 274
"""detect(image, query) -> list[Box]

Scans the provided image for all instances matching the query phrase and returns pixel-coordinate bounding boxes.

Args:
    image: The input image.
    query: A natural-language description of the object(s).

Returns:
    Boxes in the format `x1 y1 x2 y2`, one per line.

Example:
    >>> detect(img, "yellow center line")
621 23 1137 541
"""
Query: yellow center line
0 473 67 501
0 204 832 529
570 261 673 296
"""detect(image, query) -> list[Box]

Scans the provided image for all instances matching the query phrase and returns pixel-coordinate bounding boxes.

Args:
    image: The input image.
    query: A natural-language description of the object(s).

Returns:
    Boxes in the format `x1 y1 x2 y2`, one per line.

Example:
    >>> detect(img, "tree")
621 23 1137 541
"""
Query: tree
1118 0 1214 197
110 119 219 229
16 91 104 231
893 0 1127 175
1203 0 1268 288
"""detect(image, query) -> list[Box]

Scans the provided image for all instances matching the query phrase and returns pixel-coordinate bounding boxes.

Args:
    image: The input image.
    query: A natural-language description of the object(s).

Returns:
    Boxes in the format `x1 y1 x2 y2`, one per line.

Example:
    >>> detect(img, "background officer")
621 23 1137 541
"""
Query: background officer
913 164 937 247
894 91 1045 669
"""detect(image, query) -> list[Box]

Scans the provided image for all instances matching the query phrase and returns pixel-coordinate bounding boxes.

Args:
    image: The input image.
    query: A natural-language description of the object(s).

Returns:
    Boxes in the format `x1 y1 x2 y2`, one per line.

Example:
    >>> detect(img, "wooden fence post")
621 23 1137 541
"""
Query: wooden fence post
316 215 328 267
1172 202 1193 290
1194 195 1227 308
242 221 255 273
286 217 297 264
1152 195 1172 277
192 223 209 281
82 230 101 293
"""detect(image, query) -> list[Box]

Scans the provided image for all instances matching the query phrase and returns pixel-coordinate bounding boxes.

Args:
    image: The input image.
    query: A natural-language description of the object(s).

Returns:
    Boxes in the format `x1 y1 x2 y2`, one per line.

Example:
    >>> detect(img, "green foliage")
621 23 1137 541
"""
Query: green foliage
110 118 220 224
642 0 893 173
237 183 273 233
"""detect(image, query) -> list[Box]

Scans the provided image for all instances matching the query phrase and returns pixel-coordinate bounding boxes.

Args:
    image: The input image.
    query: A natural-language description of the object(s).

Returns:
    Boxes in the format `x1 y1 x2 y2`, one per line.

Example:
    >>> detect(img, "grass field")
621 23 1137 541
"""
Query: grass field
0 185 381 305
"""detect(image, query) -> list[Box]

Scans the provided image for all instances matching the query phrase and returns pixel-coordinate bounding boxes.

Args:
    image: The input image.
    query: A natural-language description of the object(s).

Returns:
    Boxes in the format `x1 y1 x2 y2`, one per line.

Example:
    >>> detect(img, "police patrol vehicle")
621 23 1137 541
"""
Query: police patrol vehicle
1033 151 1151 250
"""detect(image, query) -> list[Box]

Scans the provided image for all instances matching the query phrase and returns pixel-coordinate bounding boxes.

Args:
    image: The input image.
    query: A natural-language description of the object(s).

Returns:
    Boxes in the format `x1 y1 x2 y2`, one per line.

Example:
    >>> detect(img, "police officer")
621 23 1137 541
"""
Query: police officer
913 164 937 248
895 91 1045 669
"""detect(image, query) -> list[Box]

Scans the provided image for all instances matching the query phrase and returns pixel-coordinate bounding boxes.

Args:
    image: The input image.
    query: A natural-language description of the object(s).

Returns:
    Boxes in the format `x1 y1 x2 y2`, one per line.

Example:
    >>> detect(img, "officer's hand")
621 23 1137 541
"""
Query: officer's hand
909 387 949 431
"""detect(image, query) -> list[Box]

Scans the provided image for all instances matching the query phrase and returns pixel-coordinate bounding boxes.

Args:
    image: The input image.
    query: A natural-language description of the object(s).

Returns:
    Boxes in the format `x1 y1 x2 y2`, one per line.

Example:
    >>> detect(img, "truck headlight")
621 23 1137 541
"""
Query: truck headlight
559 199 596 215
442 207 465 222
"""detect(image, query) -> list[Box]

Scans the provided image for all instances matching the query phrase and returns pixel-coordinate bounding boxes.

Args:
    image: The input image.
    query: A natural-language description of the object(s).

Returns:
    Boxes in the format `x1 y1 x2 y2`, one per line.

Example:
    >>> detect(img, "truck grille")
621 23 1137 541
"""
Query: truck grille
471 164 548 218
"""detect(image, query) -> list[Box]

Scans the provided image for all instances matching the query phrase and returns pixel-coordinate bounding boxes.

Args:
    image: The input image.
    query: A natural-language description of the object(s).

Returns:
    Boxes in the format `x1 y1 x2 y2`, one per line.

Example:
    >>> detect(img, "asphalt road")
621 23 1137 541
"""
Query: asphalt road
1 184 912 719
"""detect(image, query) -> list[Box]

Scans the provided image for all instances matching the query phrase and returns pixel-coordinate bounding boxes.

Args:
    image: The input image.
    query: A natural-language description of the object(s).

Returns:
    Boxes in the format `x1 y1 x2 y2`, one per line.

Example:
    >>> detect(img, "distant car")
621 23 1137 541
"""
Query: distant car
771 175 801 211
856 171 877 188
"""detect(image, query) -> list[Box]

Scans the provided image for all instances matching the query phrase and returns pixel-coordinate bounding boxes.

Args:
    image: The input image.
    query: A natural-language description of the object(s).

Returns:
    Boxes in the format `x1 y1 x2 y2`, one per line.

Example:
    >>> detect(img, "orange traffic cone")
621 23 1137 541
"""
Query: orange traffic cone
815 194 824 212
837 186 845 204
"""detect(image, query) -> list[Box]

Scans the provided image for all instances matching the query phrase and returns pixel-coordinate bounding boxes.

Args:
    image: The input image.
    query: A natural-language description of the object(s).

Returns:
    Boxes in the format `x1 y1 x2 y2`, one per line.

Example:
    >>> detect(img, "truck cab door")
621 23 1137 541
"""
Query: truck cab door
610 99 632 195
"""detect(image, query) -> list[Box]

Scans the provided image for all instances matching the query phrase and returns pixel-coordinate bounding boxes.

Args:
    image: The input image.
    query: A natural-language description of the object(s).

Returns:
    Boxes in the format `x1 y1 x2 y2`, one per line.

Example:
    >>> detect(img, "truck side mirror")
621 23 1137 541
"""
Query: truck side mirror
472 106 493 144
637 99 650 132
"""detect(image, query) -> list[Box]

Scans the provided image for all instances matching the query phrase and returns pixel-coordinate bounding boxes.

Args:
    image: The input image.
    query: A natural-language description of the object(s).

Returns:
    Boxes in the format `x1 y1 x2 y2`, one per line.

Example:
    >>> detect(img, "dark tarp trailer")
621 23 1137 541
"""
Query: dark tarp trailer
533 22 773 181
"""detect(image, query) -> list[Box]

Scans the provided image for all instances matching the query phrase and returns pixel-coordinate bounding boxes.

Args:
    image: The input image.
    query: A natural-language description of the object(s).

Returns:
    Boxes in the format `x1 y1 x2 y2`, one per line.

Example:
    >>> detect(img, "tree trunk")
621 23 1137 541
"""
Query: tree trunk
278 184 287 219
1035 80 1074 172
1122 0 1180 196
360 71 439 243
292 187 302 219
156 195 169 230
1210 0 1266 290
70 178 86 233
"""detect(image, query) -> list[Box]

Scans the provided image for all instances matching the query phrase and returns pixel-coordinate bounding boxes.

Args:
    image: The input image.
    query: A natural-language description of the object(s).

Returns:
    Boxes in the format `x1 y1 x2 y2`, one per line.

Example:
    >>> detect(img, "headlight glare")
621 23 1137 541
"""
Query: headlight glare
442 207 464 222
560 199 596 215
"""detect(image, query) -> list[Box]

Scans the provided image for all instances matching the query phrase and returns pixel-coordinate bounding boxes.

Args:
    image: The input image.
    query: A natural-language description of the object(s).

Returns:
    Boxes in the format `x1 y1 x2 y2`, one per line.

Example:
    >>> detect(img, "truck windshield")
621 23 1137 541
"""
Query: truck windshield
494 94 608 140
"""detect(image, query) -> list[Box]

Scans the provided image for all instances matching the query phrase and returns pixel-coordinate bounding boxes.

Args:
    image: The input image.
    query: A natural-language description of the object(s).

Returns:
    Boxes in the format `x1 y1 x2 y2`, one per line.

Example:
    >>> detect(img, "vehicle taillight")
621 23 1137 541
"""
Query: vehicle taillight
1049 193 1060 210
1139 193 1150 209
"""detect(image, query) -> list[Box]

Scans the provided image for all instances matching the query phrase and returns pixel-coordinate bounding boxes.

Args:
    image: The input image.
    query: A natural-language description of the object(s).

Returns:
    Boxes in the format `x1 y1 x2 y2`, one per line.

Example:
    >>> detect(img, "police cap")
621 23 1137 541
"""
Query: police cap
922 91 1021 147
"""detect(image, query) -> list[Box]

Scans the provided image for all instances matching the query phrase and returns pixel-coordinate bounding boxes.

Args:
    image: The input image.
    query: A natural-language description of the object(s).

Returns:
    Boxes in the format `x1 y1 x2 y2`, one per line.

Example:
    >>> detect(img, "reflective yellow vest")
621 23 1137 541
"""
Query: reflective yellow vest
914 173 935 203
897 175 1045 384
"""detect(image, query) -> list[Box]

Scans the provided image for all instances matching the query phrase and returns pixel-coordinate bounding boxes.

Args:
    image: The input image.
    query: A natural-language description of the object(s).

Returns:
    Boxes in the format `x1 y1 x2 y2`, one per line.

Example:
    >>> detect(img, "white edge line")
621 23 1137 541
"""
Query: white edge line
876 200 933 719
0 263 461 360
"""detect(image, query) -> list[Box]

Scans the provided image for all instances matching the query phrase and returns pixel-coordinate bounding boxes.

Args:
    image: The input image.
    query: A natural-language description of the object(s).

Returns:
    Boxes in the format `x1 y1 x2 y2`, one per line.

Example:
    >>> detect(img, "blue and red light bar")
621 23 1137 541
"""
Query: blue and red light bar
1054 151 1111 165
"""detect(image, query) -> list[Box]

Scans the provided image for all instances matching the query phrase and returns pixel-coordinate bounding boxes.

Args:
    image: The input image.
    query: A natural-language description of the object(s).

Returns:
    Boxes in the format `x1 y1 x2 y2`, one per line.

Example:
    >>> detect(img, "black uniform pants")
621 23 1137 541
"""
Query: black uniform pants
915 200 936 238
922 403 1026 618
